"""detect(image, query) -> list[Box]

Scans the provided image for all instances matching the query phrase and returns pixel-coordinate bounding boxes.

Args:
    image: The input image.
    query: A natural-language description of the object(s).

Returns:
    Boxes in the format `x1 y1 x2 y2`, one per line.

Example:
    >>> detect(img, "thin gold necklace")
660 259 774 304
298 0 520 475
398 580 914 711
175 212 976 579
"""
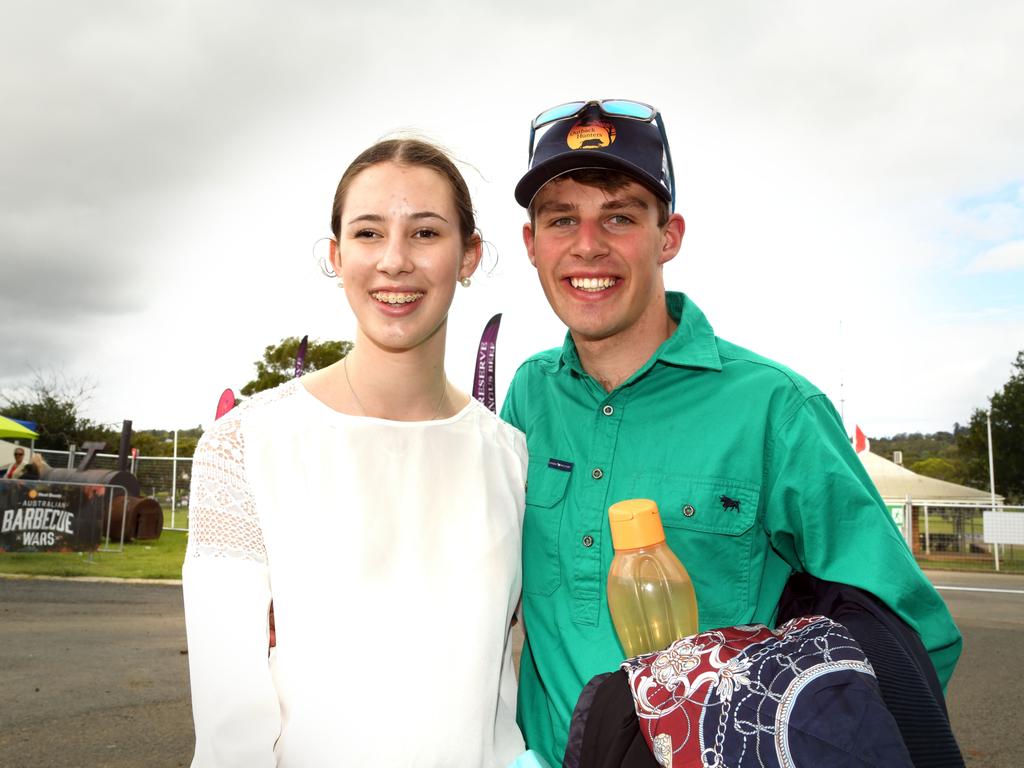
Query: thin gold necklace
343 357 448 420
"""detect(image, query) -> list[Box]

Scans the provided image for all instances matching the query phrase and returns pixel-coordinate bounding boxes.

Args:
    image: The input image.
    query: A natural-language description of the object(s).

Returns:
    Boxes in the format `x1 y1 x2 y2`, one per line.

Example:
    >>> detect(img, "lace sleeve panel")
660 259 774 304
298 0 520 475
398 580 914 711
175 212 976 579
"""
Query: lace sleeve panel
186 410 267 564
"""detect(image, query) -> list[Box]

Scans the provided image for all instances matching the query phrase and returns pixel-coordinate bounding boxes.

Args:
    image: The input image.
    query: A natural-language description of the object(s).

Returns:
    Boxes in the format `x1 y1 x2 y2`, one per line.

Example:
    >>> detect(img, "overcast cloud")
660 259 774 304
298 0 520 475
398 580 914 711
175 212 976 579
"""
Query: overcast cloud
2 0 1022 438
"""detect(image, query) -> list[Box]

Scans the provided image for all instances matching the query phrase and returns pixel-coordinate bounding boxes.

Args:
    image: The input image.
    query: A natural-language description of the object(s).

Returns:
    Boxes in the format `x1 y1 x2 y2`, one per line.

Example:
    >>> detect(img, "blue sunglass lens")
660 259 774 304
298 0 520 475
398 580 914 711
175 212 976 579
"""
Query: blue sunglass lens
535 102 587 127
601 100 655 119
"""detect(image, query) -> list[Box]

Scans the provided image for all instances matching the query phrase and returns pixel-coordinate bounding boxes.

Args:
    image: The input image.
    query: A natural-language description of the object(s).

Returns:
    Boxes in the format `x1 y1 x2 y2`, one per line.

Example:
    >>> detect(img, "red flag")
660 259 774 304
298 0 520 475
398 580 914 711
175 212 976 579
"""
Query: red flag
215 388 236 420
854 425 870 454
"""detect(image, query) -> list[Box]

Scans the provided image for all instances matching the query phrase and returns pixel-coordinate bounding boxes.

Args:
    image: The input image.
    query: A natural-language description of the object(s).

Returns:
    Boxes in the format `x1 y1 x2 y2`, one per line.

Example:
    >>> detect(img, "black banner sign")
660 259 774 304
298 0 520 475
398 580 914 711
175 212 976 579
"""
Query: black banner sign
0 480 104 553
472 313 501 413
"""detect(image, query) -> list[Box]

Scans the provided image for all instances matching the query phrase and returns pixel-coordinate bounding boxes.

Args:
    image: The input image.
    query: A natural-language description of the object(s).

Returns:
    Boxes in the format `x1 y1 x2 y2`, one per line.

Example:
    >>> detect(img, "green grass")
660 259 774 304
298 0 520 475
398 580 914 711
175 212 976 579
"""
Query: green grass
0 529 187 579
0 504 189 580
915 513 983 535
162 505 190 531
915 555 1024 574
917 517 958 534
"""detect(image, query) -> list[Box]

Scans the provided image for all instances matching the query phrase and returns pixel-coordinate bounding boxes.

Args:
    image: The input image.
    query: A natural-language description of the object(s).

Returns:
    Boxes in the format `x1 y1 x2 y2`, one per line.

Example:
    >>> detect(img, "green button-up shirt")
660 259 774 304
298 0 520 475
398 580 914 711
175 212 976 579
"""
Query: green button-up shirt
501 292 962 767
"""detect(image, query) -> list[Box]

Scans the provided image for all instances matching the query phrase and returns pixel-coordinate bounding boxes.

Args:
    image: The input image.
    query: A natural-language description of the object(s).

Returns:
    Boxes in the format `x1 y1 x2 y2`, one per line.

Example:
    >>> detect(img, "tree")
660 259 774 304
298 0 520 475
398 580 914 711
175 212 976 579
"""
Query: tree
131 431 170 457
131 427 203 458
1 371 116 450
908 457 965 484
240 337 353 396
958 350 1024 503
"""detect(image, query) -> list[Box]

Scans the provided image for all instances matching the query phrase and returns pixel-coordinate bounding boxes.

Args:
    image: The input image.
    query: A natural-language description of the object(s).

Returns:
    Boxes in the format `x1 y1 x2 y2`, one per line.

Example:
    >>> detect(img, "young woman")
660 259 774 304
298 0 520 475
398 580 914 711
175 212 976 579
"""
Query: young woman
183 139 527 767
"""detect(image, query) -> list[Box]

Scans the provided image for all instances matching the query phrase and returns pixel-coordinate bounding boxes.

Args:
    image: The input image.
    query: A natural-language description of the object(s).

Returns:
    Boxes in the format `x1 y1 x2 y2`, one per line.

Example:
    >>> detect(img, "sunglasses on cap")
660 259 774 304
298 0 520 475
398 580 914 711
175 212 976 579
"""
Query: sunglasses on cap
527 99 676 209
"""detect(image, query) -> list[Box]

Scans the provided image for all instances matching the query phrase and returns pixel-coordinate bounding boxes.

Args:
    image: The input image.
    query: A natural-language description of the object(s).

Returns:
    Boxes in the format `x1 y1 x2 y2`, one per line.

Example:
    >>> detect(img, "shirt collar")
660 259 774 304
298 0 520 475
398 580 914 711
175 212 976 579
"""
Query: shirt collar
658 292 723 370
558 291 722 374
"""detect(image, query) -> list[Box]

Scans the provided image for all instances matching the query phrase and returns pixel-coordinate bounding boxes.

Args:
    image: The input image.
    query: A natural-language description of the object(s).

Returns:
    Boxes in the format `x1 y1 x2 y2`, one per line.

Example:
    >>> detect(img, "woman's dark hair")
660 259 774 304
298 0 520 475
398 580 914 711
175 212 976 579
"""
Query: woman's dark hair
331 139 477 247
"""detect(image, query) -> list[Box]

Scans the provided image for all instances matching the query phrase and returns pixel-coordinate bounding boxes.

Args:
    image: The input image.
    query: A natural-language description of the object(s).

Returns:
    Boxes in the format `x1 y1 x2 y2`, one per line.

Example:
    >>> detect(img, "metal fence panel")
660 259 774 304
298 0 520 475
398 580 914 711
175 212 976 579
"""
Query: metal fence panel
34 449 192 531
889 499 1024 573
21 452 1022 572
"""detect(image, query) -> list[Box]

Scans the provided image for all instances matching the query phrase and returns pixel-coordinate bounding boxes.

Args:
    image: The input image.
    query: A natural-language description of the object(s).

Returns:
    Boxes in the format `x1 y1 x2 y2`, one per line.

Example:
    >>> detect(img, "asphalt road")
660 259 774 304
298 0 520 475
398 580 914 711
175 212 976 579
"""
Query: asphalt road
0 578 192 768
1 570 1021 767
932 570 1024 768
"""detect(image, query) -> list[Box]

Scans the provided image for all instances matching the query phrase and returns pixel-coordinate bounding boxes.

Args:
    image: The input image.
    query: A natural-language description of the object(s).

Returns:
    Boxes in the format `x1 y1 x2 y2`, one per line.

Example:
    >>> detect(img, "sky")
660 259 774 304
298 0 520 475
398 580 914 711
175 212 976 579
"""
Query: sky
1 0 1022 439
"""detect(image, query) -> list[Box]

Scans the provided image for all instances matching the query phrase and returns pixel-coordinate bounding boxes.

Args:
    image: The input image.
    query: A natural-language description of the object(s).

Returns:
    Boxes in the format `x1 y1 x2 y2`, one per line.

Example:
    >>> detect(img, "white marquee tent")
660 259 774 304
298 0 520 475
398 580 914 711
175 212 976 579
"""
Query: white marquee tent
858 450 1003 505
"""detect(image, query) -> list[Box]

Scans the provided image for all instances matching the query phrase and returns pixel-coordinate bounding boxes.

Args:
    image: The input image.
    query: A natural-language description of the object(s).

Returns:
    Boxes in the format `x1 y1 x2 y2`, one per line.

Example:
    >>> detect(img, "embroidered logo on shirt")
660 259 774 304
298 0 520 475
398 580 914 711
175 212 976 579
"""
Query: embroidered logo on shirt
720 495 740 512
548 458 574 472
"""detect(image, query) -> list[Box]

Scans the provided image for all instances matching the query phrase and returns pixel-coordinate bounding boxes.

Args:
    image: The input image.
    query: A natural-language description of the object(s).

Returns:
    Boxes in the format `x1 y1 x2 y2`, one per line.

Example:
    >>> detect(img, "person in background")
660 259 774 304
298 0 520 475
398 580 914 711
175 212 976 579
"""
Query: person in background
18 453 50 480
2 447 25 478
501 99 962 766
183 138 527 767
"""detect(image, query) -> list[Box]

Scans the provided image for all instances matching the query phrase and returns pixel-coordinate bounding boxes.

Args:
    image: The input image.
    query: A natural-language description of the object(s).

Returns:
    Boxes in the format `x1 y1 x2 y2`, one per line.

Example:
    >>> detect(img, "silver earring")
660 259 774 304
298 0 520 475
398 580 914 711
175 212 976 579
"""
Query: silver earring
460 277 471 288
337 277 344 289
315 237 337 278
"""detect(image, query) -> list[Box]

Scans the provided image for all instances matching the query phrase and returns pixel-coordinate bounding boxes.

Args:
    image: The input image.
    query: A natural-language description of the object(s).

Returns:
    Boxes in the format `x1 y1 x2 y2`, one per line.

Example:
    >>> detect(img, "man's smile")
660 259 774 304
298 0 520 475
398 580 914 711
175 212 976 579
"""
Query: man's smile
568 276 618 292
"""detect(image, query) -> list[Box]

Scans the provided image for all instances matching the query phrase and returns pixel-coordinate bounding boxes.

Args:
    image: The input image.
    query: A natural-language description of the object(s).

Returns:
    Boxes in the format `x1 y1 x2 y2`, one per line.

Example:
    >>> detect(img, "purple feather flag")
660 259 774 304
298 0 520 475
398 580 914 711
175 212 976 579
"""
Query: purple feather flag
472 314 502 413
294 335 308 378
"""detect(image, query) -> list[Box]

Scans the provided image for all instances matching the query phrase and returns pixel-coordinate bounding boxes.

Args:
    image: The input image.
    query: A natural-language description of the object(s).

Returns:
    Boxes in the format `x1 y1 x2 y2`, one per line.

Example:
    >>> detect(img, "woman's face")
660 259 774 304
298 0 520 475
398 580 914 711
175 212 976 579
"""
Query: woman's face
331 161 479 354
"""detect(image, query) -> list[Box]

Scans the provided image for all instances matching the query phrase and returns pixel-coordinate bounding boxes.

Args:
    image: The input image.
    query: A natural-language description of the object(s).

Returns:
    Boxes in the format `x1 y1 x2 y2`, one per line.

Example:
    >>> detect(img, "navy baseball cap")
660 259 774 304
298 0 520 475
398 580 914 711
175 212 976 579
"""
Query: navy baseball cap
515 101 674 209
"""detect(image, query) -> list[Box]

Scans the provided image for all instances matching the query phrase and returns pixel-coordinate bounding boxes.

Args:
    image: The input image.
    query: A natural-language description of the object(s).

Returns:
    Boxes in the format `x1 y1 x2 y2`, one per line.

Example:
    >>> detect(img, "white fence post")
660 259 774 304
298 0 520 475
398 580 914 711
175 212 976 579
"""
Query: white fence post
924 504 930 556
904 495 913 551
988 412 1000 571
170 430 179 530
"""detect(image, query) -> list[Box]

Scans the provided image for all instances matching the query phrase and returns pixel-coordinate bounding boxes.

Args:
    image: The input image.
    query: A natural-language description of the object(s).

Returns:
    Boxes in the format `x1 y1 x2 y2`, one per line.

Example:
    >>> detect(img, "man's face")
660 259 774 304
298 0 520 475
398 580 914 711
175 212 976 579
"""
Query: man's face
523 178 684 344
13 451 24 462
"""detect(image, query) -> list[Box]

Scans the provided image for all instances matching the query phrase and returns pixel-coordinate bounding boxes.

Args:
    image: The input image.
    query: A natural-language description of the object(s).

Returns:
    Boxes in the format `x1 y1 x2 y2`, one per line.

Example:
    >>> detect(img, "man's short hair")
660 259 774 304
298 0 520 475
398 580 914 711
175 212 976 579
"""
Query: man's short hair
528 169 671 229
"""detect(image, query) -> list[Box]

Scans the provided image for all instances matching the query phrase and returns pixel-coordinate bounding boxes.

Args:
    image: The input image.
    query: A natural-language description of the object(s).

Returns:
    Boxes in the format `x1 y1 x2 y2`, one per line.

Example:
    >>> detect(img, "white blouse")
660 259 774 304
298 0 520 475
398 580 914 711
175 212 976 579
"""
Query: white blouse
183 379 528 767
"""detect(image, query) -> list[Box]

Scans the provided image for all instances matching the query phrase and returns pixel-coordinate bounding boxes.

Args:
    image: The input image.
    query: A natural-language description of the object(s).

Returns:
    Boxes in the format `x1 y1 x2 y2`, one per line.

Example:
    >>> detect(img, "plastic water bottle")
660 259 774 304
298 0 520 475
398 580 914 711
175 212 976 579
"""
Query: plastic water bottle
505 750 553 768
607 498 699 657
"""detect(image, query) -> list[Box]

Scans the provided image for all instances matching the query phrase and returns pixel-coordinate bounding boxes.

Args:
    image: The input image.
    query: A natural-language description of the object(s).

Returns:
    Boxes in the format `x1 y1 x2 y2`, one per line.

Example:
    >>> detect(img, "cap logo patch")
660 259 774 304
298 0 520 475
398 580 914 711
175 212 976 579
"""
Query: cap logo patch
566 119 616 150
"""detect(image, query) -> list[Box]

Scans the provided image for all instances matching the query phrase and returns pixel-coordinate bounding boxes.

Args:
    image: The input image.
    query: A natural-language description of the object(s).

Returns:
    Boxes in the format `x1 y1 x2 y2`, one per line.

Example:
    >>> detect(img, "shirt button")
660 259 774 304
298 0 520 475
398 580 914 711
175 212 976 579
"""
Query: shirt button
683 504 696 517
582 535 594 548
602 405 614 416
591 468 604 480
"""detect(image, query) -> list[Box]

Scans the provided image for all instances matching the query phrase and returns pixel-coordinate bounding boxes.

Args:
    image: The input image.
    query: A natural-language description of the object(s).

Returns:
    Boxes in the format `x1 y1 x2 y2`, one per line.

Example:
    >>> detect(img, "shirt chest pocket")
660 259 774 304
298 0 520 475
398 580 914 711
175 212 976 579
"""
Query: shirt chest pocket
522 459 571 596
631 475 761 629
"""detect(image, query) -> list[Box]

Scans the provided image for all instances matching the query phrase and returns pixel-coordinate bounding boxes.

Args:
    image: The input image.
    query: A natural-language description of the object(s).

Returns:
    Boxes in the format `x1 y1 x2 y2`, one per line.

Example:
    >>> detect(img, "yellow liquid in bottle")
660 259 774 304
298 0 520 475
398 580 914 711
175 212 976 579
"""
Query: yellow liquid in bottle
607 545 699 658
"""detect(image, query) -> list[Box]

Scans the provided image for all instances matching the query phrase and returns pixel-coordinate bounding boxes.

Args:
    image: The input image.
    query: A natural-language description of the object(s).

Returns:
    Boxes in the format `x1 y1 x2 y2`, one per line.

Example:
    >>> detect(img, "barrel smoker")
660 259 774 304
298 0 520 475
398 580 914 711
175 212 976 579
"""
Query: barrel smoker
41 421 164 543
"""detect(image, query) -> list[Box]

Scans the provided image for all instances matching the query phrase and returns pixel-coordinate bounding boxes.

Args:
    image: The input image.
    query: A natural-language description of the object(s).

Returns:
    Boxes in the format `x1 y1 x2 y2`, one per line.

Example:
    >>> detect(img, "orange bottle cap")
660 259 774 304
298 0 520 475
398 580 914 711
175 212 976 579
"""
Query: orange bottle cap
608 499 665 550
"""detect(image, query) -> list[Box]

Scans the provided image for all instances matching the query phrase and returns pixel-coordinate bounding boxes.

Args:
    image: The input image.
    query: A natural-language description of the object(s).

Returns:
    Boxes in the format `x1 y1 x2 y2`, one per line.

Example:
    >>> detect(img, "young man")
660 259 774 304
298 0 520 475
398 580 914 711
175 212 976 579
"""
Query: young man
501 100 962 766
